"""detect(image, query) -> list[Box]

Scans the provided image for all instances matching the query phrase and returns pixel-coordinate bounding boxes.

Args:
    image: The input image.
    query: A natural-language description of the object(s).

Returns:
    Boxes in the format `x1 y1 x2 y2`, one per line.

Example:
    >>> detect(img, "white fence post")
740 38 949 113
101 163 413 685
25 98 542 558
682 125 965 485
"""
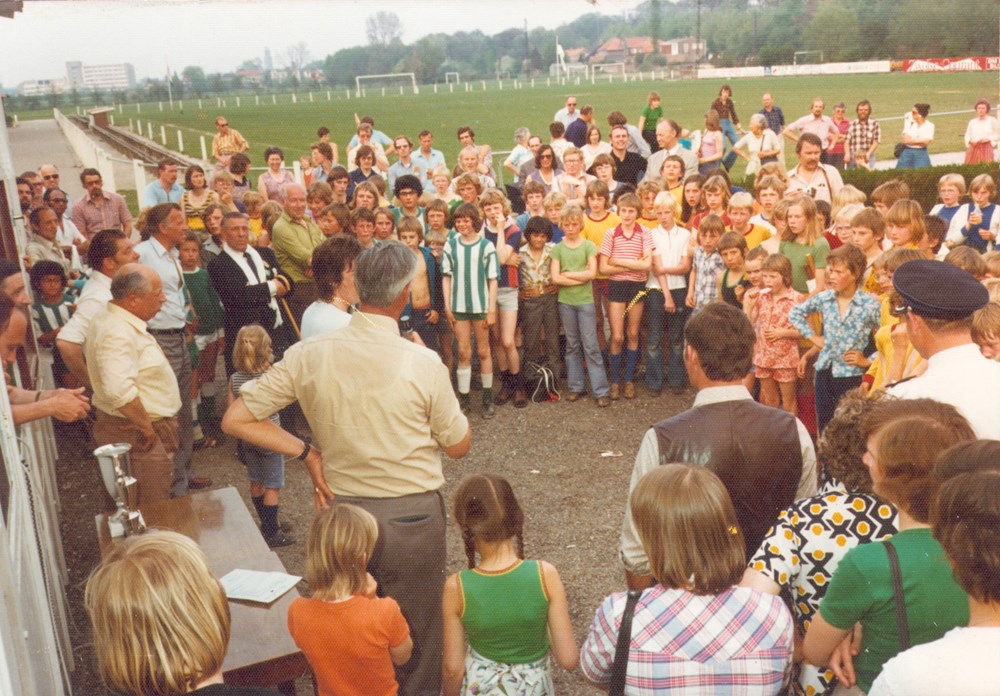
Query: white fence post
132 159 147 192
137 103 141 113
177 130 184 153
236 96 241 107
147 122 153 140
160 125 167 145
292 160 303 185
255 95 260 105
200 135 208 161
272 95 277 104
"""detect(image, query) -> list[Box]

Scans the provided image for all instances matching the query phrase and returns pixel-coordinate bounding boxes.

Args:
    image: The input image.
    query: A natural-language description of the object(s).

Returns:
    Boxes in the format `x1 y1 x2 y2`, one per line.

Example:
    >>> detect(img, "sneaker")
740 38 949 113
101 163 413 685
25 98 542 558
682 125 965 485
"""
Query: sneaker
624 382 636 399
609 383 621 400
565 391 583 402
482 401 497 419
596 396 612 408
266 531 296 548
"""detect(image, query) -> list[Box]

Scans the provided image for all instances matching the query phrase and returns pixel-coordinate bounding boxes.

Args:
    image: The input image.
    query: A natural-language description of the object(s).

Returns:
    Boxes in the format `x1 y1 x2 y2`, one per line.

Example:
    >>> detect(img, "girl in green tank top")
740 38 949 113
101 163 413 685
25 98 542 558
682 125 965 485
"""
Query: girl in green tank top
442 474 578 696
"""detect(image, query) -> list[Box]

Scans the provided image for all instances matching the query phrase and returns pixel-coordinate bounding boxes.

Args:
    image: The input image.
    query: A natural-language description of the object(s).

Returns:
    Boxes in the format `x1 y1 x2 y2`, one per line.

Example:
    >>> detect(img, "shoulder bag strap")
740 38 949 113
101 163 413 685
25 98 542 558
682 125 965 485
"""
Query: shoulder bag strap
609 590 642 696
884 540 911 651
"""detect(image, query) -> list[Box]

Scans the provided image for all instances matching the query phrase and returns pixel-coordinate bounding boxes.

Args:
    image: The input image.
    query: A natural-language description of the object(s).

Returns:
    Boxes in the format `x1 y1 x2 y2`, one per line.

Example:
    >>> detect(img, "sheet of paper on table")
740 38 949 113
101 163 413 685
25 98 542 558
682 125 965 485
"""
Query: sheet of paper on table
220 568 302 605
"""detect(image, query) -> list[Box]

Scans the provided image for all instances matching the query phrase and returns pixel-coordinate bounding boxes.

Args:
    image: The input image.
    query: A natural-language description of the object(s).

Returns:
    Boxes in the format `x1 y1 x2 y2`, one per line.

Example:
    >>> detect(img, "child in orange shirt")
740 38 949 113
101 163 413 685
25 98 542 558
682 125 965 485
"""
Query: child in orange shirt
288 505 413 696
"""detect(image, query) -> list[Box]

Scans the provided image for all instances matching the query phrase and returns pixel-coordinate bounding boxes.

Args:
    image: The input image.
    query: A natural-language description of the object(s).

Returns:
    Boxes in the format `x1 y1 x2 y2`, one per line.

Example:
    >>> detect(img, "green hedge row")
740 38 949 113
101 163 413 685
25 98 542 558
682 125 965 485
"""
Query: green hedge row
743 162 998 211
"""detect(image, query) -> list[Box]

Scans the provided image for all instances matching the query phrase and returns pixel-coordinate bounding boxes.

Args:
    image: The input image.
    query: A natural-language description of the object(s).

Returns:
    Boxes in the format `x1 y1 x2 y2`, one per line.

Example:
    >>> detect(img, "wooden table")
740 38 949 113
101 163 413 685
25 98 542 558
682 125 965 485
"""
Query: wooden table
95 487 309 693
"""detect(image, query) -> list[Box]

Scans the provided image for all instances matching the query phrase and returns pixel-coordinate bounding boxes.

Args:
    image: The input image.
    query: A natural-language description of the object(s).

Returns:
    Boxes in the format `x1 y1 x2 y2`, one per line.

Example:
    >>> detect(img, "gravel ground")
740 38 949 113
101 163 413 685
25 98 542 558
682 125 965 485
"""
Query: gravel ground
59 384 695 695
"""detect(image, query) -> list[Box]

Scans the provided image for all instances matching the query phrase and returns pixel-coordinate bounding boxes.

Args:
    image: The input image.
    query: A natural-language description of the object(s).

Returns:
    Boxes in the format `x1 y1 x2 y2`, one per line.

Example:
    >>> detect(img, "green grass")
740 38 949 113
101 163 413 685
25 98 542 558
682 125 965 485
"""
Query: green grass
14 71 995 181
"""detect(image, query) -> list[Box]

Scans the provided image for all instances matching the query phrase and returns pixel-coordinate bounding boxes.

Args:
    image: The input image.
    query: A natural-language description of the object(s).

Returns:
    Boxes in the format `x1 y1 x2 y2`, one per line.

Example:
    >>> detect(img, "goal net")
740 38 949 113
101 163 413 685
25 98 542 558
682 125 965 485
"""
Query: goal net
445 71 461 84
355 72 419 97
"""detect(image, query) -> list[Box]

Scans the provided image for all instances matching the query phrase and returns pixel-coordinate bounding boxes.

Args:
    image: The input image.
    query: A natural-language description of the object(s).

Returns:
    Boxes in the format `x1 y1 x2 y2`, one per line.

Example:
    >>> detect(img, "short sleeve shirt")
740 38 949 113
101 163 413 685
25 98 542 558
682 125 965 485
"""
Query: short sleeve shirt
441 236 498 314
598 225 653 282
550 239 596 305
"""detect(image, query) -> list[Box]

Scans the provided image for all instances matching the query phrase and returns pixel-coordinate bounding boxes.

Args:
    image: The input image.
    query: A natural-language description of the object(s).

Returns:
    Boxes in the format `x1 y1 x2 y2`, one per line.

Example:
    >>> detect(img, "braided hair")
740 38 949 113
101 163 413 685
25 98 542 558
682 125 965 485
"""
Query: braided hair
452 474 525 569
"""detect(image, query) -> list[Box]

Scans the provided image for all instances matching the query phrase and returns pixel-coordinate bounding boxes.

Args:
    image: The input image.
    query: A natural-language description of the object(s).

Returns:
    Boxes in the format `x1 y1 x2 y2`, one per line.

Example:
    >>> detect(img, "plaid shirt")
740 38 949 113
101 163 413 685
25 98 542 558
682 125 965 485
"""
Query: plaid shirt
692 246 725 311
845 119 881 158
212 128 249 158
581 585 793 695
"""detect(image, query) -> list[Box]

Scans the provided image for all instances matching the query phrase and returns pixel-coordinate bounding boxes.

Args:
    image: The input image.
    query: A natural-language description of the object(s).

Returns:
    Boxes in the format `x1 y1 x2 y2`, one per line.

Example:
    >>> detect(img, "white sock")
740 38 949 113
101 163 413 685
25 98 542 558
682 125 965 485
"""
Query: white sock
481 372 493 389
457 366 472 394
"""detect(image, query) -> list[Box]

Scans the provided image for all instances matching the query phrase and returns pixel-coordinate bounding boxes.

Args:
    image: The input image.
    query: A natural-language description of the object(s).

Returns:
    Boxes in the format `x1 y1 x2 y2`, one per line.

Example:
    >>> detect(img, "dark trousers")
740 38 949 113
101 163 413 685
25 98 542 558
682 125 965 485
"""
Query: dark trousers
644 288 689 391
151 331 193 498
337 490 447 696
411 307 440 352
519 293 560 368
814 368 861 433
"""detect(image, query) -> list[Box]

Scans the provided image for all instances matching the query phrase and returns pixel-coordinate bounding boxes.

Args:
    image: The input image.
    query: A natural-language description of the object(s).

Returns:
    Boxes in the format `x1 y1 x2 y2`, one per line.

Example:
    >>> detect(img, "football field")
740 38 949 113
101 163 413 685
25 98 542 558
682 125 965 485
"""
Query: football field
33 70 999 178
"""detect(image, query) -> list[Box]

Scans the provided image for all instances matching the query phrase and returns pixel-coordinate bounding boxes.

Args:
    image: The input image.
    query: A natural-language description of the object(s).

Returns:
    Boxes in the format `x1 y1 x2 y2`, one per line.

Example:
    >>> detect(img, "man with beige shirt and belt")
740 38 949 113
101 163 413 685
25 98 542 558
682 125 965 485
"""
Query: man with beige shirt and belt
86 264 180 505
223 241 470 696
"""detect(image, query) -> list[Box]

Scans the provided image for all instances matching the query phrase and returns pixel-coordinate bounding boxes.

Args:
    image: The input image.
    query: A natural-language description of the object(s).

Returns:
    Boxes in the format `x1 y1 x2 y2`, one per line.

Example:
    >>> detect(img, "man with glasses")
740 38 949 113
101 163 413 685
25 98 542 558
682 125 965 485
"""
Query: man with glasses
554 96 579 127
38 164 71 216
388 135 419 191
71 168 133 240
140 160 185 208
211 116 249 169
42 188 86 272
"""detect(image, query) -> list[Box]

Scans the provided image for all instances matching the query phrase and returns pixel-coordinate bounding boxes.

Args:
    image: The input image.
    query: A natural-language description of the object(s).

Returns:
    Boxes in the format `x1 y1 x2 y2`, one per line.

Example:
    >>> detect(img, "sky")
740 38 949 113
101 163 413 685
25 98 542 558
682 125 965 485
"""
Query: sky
0 0 646 88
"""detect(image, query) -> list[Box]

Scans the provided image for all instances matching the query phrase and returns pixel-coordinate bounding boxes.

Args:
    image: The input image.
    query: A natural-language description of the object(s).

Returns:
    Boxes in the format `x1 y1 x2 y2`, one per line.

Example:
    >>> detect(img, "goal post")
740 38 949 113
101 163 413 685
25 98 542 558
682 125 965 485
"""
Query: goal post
355 72 418 97
444 71 460 84
590 62 626 83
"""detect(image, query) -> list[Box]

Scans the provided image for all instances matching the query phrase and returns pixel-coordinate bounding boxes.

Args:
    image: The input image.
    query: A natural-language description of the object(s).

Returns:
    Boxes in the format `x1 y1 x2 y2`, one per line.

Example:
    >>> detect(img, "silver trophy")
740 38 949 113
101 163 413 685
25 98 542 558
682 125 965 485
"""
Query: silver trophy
94 443 147 537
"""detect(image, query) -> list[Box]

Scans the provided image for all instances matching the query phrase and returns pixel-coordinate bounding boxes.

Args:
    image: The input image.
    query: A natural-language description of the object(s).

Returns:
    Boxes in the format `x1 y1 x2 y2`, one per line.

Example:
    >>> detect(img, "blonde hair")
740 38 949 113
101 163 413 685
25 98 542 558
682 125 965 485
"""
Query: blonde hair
653 190 679 214
306 504 378 601
781 196 823 244
831 185 867 220
260 200 284 233
728 191 754 212
885 199 927 246
241 191 265 215
232 324 273 374
972 299 1000 345
543 191 568 210
937 173 967 196
479 187 512 217
970 173 997 197
560 204 585 227
983 253 1000 280
630 465 744 594
85 531 229 696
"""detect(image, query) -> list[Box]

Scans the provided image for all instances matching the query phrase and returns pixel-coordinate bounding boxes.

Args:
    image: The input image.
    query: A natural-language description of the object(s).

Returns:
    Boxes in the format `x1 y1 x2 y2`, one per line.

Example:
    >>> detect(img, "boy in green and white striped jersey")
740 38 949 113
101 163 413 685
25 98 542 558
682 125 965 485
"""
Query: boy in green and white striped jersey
442 203 499 418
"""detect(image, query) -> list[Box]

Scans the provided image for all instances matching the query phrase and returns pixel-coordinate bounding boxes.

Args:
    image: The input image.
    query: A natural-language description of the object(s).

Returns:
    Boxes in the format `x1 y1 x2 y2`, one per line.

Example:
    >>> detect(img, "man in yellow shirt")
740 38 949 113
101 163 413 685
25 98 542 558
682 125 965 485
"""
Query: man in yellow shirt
211 116 249 168
87 264 180 504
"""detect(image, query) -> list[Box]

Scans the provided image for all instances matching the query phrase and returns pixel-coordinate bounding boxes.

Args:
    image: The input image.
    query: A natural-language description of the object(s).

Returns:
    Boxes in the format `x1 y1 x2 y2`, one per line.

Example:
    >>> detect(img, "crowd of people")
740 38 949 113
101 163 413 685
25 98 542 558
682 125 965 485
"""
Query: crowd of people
6 87 1000 696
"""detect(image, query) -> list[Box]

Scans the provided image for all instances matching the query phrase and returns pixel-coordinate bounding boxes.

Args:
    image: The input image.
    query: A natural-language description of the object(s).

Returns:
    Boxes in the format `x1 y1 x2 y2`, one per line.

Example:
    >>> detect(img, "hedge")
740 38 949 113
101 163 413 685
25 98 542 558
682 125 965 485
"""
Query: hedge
742 162 998 211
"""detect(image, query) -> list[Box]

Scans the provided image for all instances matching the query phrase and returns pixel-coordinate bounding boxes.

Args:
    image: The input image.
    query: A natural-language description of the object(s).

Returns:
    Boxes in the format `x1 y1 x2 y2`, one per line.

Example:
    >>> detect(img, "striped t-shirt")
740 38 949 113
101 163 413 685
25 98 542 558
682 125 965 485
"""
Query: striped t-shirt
31 295 74 335
442 236 498 314
599 225 654 282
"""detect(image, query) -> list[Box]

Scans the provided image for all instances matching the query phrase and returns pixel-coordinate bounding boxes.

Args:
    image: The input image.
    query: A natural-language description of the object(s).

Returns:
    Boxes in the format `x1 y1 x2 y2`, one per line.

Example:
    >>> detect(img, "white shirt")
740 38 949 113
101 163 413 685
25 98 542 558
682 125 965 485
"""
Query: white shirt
553 106 578 127
300 301 351 340
787 163 844 204
56 271 111 345
889 342 1000 439
222 243 282 328
869 627 1000 696
647 224 690 291
56 217 87 272
964 116 1000 148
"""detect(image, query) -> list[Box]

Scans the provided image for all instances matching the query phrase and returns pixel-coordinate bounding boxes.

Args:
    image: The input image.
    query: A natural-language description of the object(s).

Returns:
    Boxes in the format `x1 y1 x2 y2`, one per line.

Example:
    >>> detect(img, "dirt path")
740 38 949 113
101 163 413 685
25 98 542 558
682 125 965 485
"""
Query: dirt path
60 387 695 694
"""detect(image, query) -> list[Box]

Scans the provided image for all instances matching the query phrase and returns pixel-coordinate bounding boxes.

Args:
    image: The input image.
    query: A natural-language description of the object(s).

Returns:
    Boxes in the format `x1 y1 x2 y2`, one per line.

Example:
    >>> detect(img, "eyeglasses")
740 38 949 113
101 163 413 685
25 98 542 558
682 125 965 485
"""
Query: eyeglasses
48 198 68 203
42 174 59 180
217 122 228 127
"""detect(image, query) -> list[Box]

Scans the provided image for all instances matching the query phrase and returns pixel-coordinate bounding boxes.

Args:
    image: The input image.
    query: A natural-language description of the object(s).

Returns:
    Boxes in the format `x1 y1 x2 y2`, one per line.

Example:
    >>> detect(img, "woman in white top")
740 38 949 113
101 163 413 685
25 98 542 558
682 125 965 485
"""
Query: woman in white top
300 234 361 339
581 125 612 169
963 98 999 164
897 103 933 169
869 440 1000 696
502 127 534 179
732 113 782 176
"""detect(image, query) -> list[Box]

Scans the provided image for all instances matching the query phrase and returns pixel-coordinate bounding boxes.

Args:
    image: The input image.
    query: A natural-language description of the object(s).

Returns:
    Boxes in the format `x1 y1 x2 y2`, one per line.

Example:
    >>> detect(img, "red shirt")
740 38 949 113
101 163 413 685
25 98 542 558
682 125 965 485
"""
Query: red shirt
599 224 653 282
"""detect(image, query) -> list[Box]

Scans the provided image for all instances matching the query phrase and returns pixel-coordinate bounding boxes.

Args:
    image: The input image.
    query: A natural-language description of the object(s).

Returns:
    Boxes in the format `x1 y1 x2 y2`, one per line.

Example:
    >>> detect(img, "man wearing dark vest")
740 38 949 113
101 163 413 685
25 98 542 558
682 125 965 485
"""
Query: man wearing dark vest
620 303 817 590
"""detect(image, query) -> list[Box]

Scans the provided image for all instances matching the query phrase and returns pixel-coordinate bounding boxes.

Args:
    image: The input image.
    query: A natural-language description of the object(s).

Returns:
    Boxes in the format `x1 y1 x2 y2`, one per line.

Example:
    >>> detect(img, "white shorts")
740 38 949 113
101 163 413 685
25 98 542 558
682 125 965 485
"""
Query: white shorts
194 329 223 352
497 286 519 312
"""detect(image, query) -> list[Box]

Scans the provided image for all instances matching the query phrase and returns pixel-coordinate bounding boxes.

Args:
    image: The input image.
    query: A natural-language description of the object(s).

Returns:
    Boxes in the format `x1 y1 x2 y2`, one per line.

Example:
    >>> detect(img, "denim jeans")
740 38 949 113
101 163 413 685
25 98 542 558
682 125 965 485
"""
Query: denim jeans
558 302 610 397
896 147 930 169
644 288 690 391
721 118 740 170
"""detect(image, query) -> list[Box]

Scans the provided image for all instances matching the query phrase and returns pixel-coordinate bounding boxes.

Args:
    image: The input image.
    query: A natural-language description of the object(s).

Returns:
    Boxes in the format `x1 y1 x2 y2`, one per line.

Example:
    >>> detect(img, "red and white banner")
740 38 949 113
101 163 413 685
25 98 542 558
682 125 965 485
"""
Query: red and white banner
899 56 1000 72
